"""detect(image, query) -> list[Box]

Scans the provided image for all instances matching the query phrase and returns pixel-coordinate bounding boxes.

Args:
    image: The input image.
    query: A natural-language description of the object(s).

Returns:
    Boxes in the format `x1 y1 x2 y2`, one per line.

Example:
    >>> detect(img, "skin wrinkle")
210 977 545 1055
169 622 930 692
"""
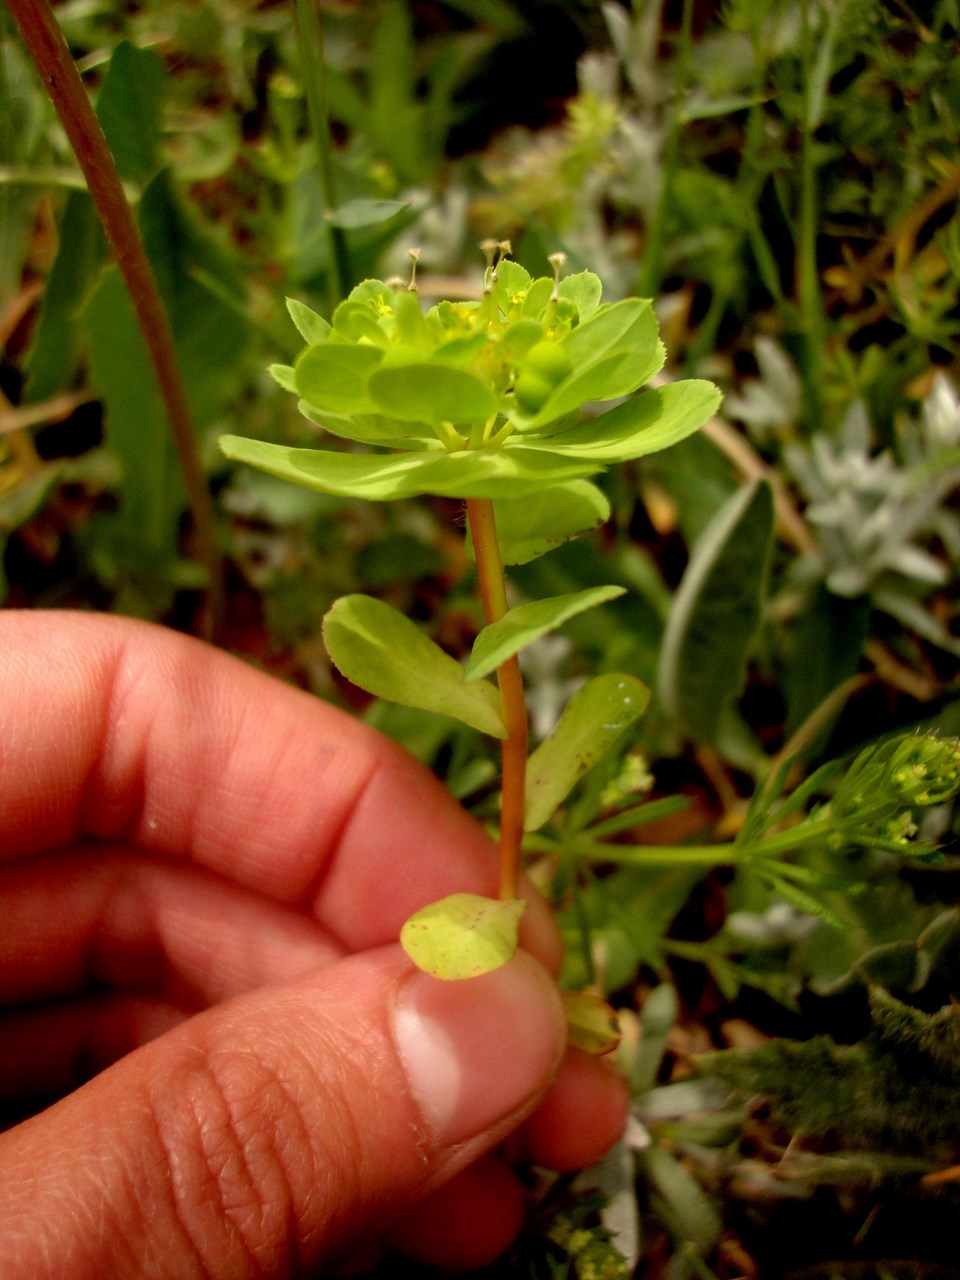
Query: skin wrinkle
5 612 382 953
87 855 169 997
143 1013 376 1280
147 1049 245 1280
298 747 384 920
77 629 148 845
210 1047 314 1280
0 848 351 1108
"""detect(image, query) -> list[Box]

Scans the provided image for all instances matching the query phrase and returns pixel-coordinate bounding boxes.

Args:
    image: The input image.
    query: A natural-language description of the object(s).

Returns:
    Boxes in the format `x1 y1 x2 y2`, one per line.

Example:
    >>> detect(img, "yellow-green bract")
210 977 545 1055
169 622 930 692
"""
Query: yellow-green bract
400 893 527 980
220 262 720 562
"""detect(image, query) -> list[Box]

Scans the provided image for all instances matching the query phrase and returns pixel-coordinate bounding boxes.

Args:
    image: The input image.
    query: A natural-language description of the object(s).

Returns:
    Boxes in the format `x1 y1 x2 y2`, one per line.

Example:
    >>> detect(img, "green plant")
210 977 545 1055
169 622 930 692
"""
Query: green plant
221 247 718 1013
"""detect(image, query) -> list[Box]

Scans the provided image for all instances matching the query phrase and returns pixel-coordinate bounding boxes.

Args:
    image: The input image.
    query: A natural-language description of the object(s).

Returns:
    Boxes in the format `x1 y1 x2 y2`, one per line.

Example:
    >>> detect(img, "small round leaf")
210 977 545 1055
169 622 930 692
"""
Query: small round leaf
400 893 526 980
561 989 621 1055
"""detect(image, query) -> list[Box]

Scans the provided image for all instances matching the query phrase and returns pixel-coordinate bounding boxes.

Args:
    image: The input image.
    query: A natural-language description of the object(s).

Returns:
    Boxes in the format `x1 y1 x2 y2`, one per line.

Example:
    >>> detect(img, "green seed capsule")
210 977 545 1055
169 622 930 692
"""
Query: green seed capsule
514 369 554 414
524 340 573 386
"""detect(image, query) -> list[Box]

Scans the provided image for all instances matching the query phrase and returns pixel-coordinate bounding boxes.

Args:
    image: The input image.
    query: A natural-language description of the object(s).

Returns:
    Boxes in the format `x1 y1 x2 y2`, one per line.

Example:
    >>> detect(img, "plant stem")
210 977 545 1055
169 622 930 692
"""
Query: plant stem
639 0 694 298
466 497 527 901
292 0 351 310
7 0 224 639
525 814 838 868
797 0 824 429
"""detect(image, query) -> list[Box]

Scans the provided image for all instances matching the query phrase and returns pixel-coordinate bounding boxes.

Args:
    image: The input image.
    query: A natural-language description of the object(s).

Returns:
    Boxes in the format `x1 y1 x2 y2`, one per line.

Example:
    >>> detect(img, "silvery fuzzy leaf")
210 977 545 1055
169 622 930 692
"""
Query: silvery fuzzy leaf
725 336 801 433
880 542 948 585
923 374 960 452
826 565 870 597
839 397 871 454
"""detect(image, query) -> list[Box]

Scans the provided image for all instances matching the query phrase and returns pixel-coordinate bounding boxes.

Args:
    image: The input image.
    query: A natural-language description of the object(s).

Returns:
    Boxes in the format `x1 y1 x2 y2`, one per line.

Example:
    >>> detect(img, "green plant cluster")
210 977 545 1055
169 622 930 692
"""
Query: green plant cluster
223 260 716 536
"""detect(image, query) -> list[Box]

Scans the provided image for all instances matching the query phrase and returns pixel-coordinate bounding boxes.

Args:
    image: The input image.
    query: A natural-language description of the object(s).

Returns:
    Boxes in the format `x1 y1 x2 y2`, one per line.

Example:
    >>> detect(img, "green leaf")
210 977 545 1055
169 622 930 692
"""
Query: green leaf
85 266 183 559
560 989 621 1055
137 171 250 428
268 363 297 392
297 404 436 449
219 436 599 500
332 299 390 345
657 479 774 744
487 480 611 565
465 585 626 681
641 1145 722 1251
294 342 381 414
400 893 526 980
286 297 331 345
96 41 165 185
326 198 409 229
525 381 721 462
558 270 603 321
24 192 104 401
562 298 658 368
322 594 506 737
369 362 497 425
525 674 650 831
524 343 665 426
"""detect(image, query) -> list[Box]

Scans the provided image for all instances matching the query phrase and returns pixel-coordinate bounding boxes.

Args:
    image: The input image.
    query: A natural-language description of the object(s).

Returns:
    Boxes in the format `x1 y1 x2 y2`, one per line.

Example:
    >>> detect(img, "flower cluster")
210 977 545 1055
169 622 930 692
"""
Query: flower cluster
826 733 960 854
221 254 719 564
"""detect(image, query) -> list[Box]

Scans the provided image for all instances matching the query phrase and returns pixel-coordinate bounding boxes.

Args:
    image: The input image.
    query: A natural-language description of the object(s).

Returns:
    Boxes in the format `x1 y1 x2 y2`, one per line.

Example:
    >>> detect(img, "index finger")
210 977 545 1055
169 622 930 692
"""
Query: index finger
0 611 560 962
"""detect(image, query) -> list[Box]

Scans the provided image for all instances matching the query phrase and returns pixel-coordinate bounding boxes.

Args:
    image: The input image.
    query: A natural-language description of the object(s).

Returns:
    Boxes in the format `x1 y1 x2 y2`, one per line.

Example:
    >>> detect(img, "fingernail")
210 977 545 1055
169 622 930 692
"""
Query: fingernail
392 953 565 1148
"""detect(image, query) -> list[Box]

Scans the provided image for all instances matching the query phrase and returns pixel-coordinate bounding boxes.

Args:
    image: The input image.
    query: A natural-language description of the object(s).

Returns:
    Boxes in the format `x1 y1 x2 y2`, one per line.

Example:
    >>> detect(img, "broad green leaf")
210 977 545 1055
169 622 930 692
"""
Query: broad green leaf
562 298 657 369
332 299 388 345
478 481 611 565
294 342 381 414
558 270 603 322
520 276 555 318
657 479 774 744
369 362 497 425
138 172 250 428
286 297 330 344
560 989 621 1055
326 198 409 229
219 436 599 500
494 259 532 301
268 363 297 392
525 673 650 831
96 41 164 185
84 268 185 617
465 585 626 681
392 289 429 348
525 381 721 462
523 342 665 426
400 893 526 980
24 191 104 401
297 404 437 449
323 594 506 737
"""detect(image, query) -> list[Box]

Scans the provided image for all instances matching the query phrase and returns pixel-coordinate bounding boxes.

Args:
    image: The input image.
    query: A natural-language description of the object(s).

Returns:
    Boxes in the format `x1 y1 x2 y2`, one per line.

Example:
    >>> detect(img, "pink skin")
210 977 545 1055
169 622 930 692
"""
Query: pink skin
0 611 627 1277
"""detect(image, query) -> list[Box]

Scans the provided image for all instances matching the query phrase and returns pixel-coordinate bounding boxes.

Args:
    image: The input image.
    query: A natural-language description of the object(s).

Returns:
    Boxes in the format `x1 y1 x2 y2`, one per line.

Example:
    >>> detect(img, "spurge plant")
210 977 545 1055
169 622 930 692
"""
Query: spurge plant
220 248 720 1046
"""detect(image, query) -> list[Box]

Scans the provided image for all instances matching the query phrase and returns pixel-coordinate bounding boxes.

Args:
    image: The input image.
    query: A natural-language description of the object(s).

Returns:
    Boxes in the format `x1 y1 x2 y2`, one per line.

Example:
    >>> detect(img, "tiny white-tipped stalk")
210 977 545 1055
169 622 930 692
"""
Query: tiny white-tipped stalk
548 250 567 301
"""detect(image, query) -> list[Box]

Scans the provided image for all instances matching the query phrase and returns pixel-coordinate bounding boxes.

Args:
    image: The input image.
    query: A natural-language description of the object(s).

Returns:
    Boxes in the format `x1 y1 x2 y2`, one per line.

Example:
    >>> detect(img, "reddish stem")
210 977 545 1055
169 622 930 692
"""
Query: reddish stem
466 498 528 900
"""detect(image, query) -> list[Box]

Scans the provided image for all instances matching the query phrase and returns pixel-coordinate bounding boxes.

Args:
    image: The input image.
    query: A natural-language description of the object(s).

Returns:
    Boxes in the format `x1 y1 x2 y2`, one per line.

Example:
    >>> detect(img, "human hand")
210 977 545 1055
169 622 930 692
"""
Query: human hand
0 611 627 1278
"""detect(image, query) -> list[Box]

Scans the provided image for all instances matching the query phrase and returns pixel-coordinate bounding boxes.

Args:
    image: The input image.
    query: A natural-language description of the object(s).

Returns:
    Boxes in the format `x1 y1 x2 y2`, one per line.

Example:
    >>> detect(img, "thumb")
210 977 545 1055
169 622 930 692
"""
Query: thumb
0 949 565 1280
